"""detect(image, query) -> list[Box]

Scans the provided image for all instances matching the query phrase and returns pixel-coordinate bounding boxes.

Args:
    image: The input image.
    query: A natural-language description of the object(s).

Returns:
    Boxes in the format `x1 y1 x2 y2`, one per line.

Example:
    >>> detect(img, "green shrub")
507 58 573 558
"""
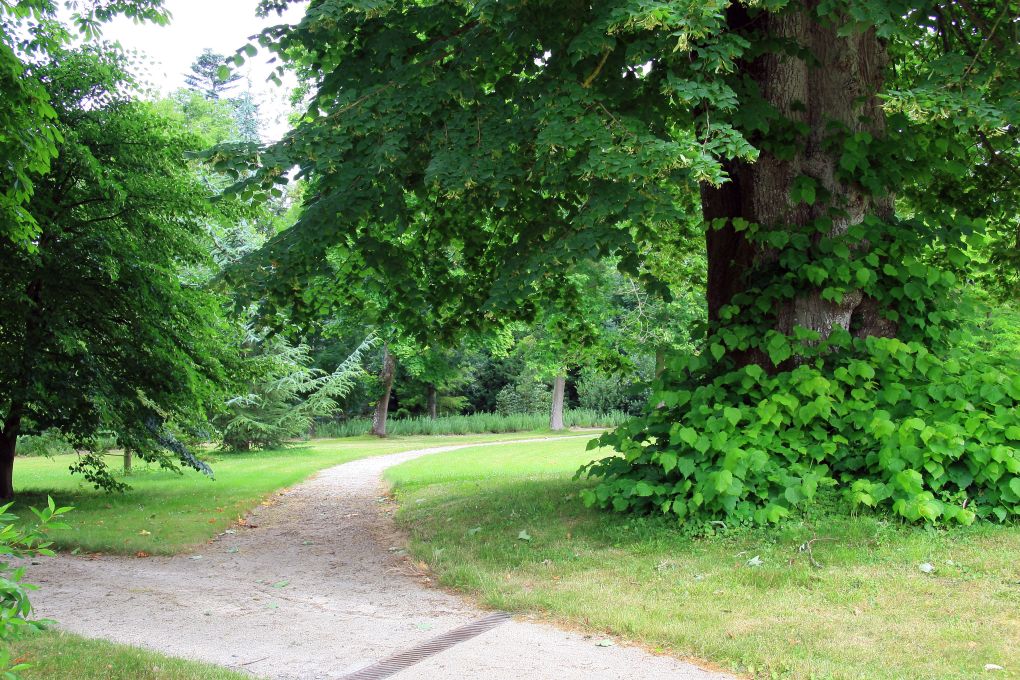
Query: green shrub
576 369 649 414
16 431 74 458
0 498 72 678
494 380 551 416
583 222 1020 526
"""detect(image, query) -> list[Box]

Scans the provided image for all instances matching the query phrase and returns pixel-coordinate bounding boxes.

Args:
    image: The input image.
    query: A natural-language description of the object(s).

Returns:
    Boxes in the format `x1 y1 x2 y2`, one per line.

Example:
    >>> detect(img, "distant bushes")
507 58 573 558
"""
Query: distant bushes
17 430 117 457
494 380 552 416
314 409 628 438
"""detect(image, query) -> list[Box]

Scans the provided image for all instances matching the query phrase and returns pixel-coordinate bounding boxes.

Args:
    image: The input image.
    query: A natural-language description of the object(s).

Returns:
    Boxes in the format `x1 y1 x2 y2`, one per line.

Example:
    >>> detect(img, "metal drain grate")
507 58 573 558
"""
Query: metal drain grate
341 611 512 680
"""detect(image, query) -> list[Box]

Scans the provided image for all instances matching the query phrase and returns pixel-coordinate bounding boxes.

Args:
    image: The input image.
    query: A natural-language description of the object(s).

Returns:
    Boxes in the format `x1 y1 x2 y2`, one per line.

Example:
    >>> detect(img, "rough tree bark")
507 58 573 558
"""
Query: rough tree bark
426 384 438 420
549 374 566 431
0 412 21 502
371 346 396 437
702 3 897 365
123 449 132 475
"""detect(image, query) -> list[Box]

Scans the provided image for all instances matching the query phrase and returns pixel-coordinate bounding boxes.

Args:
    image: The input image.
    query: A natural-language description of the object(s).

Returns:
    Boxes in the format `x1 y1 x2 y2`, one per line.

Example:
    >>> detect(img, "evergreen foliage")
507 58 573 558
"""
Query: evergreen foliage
219 334 375 450
184 48 242 100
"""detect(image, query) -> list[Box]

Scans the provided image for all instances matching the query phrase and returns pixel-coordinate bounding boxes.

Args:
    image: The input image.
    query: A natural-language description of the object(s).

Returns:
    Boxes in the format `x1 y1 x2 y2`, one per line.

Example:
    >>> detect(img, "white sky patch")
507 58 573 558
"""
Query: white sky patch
70 0 308 141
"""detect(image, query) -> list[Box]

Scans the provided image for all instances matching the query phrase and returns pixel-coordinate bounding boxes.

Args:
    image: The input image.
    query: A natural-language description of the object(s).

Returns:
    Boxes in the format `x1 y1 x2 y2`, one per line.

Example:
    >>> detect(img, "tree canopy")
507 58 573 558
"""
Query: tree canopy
216 0 1020 525
0 45 235 498
0 0 168 247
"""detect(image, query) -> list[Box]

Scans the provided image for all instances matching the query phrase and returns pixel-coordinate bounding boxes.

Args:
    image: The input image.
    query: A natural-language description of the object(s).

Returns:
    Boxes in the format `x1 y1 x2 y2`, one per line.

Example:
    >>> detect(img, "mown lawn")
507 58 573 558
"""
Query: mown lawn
386 438 1020 680
11 432 579 555
3 631 247 680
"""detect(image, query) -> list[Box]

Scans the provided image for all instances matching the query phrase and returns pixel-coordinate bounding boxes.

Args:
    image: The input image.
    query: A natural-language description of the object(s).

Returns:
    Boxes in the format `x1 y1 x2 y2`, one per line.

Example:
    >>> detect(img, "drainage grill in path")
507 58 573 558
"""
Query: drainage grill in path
341 612 513 680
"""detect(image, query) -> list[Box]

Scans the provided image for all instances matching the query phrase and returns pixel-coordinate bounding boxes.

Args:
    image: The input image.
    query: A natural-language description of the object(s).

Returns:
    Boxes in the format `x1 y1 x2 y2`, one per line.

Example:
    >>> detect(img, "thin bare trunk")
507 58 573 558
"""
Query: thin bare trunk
550 374 566 431
426 384 438 419
123 449 132 475
655 347 667 408
371 346 396 437
654 348 666 378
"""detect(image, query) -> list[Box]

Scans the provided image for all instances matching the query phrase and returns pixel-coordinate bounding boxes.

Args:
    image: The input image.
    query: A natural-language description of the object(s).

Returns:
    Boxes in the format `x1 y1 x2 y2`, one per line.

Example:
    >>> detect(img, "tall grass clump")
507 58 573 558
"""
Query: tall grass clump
314 409 627 438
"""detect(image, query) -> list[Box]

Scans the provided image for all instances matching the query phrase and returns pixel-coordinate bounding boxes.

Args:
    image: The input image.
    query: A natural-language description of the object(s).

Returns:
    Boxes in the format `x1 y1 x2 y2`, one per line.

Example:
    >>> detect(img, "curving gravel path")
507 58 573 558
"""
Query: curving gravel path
27 438 732 679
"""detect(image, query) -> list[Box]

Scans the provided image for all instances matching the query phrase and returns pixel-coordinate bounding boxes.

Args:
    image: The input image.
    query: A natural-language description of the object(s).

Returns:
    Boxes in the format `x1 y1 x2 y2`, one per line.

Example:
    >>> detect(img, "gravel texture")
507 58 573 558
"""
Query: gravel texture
28 438 731 679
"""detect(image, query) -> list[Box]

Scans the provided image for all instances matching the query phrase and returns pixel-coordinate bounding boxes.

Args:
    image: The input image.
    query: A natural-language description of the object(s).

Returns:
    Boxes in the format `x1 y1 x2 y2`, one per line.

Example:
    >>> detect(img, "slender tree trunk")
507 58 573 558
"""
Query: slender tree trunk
123 449 132 475
654 347 667 408
654 348 666 378
549 374 566 431
371 346 396 437
426 384 438 419
703 3 896 366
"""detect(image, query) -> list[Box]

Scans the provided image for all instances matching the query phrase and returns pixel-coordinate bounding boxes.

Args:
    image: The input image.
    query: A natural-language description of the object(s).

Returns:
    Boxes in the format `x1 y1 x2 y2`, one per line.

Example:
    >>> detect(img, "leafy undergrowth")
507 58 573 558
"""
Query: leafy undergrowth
1 630 247 679
13 432 579 555
386 438 1020 680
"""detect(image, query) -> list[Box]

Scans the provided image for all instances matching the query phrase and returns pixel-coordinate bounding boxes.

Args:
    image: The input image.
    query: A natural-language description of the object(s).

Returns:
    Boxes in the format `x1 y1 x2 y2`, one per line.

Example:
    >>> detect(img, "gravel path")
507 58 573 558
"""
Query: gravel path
27 438 731 679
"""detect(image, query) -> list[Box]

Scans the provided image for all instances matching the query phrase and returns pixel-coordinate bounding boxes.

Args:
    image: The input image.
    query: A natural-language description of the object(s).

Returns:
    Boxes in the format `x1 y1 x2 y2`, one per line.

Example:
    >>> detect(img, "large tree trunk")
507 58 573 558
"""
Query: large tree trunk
0 419 20 502
549 374 566 431
703 3 896 365
371 346 396 437
426 384 438 419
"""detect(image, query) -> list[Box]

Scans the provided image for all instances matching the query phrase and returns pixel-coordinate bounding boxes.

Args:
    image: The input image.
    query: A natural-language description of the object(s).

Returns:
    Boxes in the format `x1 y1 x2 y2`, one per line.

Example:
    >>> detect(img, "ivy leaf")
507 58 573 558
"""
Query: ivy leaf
710 343 725 361
518 530 532 541
714 469 734 494
766 334 792 364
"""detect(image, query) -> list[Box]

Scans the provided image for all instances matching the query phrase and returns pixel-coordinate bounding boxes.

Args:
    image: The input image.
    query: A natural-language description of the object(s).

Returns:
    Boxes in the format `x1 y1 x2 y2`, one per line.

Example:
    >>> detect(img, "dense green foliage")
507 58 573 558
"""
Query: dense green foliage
0 0 168 246
224 0 1020 526
0 46 236 495
586 224 1020 524
219 335 373 450
2 0 1018 534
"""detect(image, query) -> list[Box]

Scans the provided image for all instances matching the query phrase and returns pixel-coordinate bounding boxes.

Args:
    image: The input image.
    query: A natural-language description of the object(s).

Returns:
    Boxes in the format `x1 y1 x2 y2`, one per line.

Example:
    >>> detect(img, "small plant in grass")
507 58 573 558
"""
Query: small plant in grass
0 497 72 678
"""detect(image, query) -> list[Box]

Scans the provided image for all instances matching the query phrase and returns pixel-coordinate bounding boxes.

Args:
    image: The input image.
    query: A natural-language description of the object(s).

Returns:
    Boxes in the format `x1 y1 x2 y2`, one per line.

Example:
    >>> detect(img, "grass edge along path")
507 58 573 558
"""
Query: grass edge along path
1 630 249 680
385 437 1020 680
12 431 589 555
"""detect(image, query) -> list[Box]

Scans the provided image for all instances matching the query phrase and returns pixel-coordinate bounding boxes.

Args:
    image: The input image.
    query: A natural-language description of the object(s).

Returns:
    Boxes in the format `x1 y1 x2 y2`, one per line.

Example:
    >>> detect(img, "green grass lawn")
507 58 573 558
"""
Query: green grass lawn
3 631 248 680
11 432 580 555
386 438 1020 680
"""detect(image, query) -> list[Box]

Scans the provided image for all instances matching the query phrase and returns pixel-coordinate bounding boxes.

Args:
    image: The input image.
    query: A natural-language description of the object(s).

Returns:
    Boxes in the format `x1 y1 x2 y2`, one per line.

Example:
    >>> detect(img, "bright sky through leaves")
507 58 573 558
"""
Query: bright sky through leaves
75 0 306 140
